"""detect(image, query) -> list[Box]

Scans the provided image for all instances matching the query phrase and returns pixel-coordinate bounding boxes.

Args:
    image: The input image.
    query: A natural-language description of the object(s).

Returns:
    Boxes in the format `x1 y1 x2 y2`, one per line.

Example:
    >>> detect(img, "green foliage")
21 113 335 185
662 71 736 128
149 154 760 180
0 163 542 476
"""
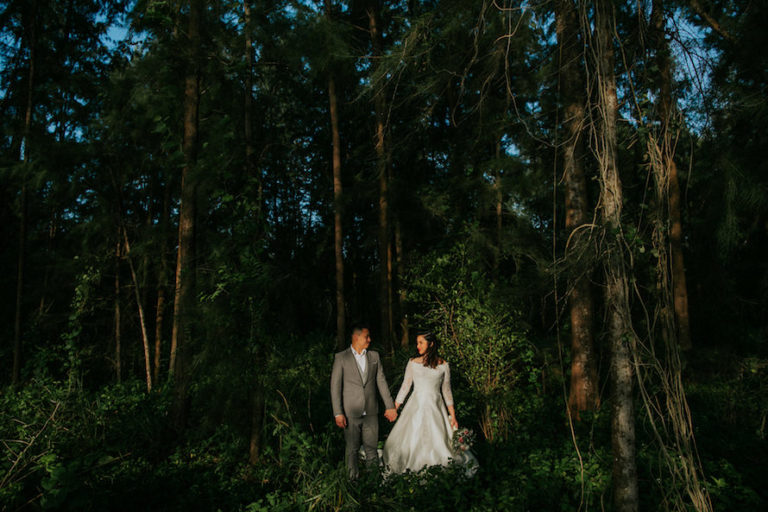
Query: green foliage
405 241 539 442
1 1 767 511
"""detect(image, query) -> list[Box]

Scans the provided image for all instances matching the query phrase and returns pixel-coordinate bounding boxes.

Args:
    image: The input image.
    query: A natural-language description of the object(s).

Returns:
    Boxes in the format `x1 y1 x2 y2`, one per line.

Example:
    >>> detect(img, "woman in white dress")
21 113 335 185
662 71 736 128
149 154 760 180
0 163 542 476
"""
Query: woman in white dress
382 332 477 474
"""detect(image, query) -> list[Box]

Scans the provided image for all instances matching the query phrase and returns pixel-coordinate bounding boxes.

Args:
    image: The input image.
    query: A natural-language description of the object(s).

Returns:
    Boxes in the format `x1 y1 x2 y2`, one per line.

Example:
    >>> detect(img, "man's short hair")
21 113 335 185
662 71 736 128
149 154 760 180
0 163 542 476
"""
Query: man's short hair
349 322 369 337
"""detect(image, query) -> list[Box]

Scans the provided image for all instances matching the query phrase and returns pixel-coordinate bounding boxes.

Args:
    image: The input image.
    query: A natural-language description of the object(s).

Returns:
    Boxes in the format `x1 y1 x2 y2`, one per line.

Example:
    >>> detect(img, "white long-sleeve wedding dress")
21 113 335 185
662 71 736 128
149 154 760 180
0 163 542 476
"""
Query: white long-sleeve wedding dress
382 359 478 474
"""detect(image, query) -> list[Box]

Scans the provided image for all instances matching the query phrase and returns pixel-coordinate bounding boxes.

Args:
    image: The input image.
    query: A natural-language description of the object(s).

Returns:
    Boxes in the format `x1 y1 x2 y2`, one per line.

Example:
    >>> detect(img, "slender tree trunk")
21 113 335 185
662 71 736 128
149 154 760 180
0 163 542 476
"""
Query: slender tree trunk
329 75 346 351
170 0 202 427
13 5 36 386
115 239 122 383
141 176 154 332
396 218 408 348
651 0 691 351
244 0 256 191
122 228 153 392
556 0 600 420
594 2 638 510
368 2 393 352
244 0 267 464
493 142 503 284
13 185 27 386
154 181 171 383
325 0 346 350
249 374 265 464
37 211 57 318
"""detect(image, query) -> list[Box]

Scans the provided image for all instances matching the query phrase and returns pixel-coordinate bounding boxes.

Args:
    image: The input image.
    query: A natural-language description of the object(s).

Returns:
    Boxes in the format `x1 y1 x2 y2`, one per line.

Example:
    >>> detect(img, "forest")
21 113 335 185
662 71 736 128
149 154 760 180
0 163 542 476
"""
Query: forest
1 0 766 510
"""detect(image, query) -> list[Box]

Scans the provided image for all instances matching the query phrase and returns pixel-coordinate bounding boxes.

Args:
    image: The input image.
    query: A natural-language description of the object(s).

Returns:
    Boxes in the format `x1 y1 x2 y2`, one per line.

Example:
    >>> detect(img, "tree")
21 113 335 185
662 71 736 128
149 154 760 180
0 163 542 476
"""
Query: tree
650 0 691 351
555 0 600 420
591 1 638 509
170 0 203 428
367 0 395 353
325 0 346 351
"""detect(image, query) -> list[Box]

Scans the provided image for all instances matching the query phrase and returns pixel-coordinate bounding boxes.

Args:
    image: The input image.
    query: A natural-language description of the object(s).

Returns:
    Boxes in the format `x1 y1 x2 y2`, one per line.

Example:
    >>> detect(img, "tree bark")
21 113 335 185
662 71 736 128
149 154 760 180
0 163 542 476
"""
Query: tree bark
243 0 261 212
651 0 692 351
326 0 346 350
13 3 36 386
122 228 153 392
689 0 734 42
13 184 27 387
329 75 346 351
594 1 638 510
396 218 409 348
37 211 57 319
368 2 394 352
154 181 171 384
556 0 600 420
243 0 267 464
170 0 202 428
115 239 122 383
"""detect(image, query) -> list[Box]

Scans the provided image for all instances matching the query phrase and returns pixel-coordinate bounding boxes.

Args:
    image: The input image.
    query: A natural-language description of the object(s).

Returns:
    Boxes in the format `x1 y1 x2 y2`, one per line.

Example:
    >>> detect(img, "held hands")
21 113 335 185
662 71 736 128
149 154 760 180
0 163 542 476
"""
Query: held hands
335 414 347 428
384 408 398 422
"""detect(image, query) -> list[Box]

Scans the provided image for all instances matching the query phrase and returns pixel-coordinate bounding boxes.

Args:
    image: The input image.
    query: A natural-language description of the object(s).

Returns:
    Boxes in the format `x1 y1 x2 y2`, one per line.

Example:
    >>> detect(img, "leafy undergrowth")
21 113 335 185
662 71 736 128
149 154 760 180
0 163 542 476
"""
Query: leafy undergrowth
2 347 766 511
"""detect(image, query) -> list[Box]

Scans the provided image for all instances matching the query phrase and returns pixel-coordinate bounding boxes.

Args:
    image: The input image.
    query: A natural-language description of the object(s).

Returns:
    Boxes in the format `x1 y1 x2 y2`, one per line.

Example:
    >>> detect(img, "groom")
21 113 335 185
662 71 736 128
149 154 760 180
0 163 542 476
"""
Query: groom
330 323 397 479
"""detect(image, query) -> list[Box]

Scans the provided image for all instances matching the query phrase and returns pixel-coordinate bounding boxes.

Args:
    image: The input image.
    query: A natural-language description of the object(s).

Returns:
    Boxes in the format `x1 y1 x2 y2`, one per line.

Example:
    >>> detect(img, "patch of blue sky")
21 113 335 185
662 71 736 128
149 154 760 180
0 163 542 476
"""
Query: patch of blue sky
501 134 521 158
669 10 718 134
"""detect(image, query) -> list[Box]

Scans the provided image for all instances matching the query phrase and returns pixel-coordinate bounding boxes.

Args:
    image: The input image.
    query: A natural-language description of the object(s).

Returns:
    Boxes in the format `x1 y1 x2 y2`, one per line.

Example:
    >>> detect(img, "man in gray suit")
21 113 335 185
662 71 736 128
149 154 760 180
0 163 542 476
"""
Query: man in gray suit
331 324 397 479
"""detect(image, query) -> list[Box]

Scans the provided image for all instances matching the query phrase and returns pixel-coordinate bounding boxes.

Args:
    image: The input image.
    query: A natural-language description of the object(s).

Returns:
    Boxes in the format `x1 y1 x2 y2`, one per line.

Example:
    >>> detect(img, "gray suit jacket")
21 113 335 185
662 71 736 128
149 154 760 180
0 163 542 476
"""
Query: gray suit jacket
330 348 395 419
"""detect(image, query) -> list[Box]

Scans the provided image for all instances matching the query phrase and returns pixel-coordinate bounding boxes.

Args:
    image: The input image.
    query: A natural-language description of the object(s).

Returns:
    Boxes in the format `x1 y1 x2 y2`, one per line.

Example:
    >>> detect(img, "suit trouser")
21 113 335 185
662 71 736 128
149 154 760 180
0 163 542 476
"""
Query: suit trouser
344 414 378 479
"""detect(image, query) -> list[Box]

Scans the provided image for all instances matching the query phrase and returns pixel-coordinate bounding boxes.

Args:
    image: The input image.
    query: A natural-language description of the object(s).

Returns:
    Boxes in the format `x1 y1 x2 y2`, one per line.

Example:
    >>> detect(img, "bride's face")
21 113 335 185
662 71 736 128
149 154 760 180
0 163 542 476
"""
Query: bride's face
416 335 428 355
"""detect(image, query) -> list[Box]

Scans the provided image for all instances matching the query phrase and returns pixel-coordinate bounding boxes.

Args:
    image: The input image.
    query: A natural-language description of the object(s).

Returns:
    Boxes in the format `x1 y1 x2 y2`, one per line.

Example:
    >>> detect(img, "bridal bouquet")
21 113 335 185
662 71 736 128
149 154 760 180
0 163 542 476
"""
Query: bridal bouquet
451 427 475 453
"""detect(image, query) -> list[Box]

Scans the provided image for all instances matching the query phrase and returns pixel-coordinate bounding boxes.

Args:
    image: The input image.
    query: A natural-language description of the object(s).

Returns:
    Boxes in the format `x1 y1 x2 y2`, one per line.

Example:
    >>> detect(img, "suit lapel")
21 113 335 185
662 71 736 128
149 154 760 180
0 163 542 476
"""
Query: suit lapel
363 351 372 385
348 348 365 385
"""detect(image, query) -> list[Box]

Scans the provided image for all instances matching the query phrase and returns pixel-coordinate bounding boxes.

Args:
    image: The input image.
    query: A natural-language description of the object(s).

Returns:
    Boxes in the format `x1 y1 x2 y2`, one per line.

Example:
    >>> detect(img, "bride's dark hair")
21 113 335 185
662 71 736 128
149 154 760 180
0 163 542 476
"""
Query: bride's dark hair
416 330 441 369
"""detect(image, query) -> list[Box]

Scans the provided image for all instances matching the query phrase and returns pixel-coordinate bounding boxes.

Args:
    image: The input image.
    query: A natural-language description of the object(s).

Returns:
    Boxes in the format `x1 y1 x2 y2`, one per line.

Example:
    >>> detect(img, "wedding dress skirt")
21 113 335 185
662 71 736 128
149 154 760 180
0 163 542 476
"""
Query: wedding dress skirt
382 360 477 474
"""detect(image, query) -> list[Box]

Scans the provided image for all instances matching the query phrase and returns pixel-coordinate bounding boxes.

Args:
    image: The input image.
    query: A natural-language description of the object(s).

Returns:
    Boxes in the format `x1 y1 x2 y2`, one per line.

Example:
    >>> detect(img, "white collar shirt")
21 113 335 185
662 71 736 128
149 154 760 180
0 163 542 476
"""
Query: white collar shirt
351 346 367 375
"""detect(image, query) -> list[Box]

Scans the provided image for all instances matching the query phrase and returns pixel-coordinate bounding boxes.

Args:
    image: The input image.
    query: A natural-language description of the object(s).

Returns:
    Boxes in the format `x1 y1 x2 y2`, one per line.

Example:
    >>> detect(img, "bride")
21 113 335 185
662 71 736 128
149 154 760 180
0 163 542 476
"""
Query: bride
382 331 478 474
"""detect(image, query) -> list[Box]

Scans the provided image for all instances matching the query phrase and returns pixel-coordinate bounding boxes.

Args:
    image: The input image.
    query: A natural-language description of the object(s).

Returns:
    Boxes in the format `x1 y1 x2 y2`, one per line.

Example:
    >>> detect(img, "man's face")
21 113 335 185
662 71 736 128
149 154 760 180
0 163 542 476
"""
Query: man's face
352 328 371 352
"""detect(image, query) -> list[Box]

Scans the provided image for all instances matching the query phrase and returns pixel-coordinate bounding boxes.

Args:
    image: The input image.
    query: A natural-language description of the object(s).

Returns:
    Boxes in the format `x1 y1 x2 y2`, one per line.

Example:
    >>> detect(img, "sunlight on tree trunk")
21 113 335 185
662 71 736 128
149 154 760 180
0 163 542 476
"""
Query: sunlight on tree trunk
593 1 638 509
556 0 600 420
122 228 153 392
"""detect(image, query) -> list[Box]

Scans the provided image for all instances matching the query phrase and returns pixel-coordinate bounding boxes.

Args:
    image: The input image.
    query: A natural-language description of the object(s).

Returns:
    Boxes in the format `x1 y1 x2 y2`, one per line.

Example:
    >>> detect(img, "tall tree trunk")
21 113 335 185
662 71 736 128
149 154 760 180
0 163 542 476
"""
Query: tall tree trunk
368 2 393 352
13 4 36 386
651 0 691 351
594 2 638 511
326 0 346 351
556 0 600 420
244 0 267 464
13 185 27 386
170 0 202 428
154 181 171 384
115 239 122 383
329 75 346 351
